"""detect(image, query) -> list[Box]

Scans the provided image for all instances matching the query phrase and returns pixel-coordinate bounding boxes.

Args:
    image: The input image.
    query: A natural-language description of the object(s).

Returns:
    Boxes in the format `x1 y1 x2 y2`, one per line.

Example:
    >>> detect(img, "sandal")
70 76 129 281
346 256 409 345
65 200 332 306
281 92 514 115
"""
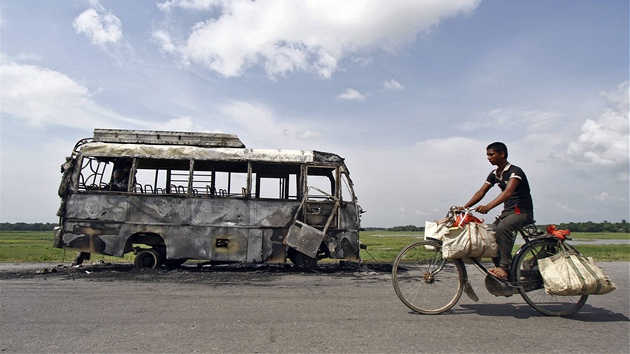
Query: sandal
488 267 508 280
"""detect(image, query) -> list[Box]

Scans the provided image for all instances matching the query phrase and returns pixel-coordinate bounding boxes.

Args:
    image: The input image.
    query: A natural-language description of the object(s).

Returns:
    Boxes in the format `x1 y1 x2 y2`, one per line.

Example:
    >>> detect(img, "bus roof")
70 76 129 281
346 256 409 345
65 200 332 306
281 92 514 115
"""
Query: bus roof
79 142 345 165
93 129 246 148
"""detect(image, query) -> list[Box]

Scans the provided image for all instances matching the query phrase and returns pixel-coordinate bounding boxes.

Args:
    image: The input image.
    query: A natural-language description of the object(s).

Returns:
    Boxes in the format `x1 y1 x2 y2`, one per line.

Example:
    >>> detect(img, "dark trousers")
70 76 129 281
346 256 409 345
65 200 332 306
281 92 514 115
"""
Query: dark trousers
492 210 534 270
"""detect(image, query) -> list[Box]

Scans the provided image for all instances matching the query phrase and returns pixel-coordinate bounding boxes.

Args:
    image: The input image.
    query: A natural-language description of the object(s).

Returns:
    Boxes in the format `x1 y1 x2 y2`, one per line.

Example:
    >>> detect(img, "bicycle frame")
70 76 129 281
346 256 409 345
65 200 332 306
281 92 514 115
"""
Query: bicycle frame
463 226 564 294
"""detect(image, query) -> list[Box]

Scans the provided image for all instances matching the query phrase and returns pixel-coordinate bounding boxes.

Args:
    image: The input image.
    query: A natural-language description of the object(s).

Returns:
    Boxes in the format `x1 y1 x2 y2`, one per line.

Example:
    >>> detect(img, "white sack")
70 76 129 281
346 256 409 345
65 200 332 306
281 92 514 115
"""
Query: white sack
538 253 616 296
441 222 498 259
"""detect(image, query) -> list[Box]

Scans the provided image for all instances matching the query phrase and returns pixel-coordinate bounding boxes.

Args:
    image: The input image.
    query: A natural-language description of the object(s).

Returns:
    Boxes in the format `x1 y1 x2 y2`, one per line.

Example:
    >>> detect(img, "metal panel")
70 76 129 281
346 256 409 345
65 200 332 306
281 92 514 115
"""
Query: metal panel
285 221 325 258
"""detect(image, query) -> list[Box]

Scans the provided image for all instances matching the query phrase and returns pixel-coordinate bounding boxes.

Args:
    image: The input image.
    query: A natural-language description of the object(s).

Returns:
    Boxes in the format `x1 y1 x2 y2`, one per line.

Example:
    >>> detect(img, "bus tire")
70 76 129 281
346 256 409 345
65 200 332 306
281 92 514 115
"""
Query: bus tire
134 249 163 270
288 250 317 270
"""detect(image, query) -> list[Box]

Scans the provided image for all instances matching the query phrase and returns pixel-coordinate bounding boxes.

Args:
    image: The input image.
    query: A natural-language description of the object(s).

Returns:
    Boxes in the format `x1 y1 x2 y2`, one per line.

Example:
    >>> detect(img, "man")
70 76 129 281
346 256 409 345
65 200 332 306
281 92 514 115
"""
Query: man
461 142 534 280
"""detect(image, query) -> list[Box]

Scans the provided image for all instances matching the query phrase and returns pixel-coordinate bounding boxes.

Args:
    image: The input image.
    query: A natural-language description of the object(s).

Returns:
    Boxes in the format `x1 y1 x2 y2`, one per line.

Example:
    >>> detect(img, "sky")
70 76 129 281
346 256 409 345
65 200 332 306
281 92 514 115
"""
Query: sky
1 0 628 227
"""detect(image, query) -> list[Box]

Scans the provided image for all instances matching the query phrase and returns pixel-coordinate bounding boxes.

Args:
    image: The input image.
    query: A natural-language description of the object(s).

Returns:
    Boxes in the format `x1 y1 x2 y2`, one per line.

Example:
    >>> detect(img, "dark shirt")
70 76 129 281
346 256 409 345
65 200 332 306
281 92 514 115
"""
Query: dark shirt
485 164 533 214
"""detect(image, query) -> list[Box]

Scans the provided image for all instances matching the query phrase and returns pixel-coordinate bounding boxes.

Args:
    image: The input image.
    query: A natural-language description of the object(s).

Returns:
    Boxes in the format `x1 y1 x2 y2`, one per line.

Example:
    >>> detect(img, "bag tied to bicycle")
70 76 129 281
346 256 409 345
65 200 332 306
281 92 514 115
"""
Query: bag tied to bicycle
423 218 454 251
538 243 616 296
441 222 498 260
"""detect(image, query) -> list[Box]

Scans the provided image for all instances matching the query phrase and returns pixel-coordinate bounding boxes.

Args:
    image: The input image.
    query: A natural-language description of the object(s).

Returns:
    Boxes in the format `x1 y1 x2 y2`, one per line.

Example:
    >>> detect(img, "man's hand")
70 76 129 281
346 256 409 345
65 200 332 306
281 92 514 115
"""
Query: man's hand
474 205 491 214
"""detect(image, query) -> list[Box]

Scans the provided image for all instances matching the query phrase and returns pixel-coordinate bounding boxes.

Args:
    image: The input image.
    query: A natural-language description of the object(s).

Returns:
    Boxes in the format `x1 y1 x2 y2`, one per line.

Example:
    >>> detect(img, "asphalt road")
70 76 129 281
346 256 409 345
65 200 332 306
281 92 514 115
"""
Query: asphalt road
0 261 628 353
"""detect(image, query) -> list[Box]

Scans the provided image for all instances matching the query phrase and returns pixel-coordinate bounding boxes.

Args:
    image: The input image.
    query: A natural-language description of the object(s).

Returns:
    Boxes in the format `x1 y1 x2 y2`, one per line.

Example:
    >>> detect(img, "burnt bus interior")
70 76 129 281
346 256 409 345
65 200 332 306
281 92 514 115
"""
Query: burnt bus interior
77 156 340 202
56 129 362 270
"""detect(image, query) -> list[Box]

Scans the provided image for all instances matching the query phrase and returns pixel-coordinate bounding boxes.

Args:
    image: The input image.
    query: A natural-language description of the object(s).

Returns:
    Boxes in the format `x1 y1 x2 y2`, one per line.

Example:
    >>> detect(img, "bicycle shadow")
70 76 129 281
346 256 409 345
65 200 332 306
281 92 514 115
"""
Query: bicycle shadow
454 303 630 322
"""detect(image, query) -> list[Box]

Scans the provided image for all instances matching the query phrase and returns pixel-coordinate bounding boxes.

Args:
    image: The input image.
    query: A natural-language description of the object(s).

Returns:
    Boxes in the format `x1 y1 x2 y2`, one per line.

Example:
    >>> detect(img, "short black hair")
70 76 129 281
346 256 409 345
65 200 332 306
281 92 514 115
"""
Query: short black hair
487 142 508 158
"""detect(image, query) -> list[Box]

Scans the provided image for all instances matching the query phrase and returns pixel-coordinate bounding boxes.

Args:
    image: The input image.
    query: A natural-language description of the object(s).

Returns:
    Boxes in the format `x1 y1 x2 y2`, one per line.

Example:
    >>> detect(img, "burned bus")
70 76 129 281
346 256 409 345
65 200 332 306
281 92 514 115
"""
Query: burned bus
54 129 363 269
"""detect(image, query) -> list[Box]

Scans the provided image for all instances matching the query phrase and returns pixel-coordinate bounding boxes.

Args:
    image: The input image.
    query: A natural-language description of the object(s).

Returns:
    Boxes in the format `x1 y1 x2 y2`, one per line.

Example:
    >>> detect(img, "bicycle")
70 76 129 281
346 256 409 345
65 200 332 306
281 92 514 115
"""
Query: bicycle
391 208 588 316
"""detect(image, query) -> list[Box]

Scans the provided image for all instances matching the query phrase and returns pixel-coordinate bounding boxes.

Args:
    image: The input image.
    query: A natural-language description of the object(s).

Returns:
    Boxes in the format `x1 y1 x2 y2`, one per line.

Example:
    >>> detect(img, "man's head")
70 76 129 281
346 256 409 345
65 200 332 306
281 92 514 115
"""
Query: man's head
486 142 508 166
487 142 508 158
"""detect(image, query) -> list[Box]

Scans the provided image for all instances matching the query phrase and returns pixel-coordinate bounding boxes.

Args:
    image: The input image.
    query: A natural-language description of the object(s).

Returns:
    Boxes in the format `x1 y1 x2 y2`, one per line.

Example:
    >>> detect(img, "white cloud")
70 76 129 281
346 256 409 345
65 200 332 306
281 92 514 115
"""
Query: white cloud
73 4 122 48
0 61 144 130
158 0 223 12
217 100 322 147
555 202 578 214
566 81 629 168
154 0 481 78
383 79 404 90
469 108 562 133
149 116 205 132
594 192 627 204
296 129 321 140
337 88 366 101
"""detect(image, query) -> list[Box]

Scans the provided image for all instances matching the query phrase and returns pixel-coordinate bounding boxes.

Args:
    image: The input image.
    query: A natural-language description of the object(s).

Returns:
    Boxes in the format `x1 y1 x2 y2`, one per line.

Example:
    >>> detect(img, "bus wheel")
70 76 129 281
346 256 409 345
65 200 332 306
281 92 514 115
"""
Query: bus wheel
289 250 317 270
134 249 163 270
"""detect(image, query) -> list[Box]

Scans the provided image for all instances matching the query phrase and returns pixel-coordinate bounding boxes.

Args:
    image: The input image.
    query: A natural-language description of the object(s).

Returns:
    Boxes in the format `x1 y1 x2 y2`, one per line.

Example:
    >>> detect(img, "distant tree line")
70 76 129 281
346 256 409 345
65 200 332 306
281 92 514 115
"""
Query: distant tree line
364 220 629 233
0 223 57 231
553 220 628 233
1 220 628 233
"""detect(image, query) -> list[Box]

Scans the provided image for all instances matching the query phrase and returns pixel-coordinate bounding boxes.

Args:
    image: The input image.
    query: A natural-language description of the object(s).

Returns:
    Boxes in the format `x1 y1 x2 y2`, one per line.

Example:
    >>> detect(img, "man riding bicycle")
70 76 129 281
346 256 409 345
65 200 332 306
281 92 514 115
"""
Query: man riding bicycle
460 142 534 280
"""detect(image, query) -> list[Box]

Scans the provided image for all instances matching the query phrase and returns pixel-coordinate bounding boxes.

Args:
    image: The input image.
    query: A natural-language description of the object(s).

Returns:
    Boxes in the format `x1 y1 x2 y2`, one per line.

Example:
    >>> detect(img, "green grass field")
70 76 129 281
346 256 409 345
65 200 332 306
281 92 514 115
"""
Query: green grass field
0 230 628 263
0 231 137 263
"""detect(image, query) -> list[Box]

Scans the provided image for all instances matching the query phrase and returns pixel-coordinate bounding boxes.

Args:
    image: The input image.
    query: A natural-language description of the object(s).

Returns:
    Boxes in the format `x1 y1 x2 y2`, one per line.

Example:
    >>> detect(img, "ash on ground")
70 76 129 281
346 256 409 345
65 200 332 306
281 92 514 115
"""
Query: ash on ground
0 260 392 284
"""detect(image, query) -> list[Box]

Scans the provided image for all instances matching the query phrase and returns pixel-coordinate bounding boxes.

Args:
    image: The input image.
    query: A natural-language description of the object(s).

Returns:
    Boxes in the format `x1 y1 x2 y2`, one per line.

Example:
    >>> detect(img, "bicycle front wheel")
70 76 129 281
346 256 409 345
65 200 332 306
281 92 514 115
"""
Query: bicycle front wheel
392 240 465 315
514 239 588 316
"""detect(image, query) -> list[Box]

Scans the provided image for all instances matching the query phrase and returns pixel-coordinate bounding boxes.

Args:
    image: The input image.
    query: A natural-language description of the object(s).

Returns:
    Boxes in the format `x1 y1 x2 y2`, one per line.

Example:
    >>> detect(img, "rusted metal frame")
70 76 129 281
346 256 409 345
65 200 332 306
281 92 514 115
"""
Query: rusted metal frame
187 159 195 196
129 158 139 193
323 199 340 235
335 166 343 229
73 155 85 192
246 161 252 198
71 138 92 158
304 185 340 236
300 164 307 202
153 166 160 194
166 168 172 193
341 170 360 223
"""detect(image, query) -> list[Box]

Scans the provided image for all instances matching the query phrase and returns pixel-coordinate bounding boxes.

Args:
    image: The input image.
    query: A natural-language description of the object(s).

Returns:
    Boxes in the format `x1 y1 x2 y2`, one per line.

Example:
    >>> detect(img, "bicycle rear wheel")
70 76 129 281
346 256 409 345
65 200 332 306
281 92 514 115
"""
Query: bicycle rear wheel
514 239 588 316
392 240 465 315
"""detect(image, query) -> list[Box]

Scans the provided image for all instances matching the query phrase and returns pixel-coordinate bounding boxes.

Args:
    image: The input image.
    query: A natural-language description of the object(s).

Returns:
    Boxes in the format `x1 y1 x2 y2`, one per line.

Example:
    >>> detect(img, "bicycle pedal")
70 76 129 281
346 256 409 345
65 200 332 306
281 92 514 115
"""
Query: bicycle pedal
464 281 479 302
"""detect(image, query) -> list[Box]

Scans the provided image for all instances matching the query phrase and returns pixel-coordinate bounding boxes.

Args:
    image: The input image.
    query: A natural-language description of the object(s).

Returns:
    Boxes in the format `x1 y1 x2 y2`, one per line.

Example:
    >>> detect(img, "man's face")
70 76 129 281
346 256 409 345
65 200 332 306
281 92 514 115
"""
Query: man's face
486 149 504 166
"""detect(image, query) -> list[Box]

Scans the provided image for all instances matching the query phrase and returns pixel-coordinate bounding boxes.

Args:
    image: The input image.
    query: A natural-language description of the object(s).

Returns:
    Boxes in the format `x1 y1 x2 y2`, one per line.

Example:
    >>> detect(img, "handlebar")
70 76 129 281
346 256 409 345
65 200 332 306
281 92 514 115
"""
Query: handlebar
445 206 484 227
447 206 469 218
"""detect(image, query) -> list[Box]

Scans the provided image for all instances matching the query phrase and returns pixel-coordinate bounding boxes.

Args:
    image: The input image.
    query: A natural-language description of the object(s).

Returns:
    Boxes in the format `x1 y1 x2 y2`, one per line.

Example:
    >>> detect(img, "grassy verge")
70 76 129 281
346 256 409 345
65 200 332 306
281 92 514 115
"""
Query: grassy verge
0 231 136 263
358 231 629 263
1 230 628 263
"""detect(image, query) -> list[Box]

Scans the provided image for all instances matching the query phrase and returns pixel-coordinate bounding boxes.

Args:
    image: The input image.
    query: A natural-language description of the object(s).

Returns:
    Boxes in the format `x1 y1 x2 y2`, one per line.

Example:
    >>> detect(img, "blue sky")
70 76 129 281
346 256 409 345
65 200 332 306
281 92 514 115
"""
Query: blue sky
1 0 628 227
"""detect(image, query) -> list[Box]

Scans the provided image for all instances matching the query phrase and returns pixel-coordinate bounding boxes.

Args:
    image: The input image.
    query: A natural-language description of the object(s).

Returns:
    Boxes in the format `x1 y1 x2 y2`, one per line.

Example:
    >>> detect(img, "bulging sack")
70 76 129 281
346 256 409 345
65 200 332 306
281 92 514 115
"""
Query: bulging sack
424 219 456 251
538 251 616 296
441 222 498 259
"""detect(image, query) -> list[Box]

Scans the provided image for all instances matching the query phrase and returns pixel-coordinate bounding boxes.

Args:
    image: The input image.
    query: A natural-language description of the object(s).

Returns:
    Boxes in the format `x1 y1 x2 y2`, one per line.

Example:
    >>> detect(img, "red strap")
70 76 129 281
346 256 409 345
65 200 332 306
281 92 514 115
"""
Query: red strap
453 213 484 227
546 224 570 240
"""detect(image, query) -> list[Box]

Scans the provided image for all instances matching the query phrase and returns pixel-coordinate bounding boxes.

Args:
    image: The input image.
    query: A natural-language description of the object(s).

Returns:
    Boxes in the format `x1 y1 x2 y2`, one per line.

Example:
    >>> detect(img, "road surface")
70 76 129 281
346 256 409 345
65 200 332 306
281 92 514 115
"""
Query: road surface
0 261 628 353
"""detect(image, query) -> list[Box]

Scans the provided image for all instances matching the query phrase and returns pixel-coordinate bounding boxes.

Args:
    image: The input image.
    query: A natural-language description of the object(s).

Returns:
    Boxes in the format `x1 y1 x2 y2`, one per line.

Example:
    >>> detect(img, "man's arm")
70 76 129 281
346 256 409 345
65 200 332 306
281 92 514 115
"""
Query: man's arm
475 178 520 214
463 182 492 209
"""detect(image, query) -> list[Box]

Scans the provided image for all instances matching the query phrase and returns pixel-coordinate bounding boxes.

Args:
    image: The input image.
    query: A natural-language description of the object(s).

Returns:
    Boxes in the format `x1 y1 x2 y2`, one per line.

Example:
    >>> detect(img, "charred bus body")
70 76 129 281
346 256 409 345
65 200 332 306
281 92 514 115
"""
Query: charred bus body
54 129 363 269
